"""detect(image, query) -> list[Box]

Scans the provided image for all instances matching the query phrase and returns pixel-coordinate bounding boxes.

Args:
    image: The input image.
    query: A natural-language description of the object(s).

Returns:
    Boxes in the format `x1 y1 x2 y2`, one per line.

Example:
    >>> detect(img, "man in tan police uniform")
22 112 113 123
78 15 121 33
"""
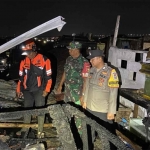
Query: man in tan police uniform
82 49 119 149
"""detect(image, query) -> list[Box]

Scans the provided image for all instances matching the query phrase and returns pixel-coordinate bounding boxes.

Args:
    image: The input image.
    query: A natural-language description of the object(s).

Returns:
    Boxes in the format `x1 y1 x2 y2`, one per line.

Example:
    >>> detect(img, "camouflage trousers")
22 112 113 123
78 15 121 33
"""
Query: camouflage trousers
64 85 83 135
74 100 82 135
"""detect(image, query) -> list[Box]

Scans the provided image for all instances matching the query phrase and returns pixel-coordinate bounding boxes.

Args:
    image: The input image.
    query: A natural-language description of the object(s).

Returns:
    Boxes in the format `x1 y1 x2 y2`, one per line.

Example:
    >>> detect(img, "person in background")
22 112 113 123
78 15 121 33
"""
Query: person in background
16 39 52 138
56 41 90 147
82 49 119 149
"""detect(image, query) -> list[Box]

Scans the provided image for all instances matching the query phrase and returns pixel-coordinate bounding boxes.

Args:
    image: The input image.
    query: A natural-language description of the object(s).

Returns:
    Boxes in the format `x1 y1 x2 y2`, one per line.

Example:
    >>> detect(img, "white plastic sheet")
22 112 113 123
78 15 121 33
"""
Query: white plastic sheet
0 16 66 54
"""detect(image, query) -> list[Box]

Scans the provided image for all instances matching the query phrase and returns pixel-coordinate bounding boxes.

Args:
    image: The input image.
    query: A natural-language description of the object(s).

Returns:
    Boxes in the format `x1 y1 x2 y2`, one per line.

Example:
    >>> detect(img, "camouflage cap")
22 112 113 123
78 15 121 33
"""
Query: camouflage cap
67 41 82 49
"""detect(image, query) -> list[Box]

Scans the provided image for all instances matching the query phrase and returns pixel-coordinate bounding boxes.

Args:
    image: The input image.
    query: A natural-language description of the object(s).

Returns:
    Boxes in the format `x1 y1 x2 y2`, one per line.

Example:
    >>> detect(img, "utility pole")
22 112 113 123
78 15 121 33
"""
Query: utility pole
72 33 76 41
113 15 120 47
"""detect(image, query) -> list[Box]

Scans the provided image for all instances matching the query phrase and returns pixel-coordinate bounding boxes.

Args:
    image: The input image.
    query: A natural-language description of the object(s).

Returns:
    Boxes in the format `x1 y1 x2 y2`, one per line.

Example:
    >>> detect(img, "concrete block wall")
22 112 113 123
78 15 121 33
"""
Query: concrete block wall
108 47 149 89
108 47 149 117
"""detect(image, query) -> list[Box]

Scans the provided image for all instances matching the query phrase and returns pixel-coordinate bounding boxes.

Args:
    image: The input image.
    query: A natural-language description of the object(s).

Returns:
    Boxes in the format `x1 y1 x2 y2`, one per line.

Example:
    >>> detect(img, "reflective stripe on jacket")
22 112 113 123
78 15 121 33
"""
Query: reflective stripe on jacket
17 54 52 93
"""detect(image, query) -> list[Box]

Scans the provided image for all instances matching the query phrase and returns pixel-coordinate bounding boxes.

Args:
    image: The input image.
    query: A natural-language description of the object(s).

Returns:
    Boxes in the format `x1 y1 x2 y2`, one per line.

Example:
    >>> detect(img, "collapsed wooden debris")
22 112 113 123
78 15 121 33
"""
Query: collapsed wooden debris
0 104 132 150
0 79 23 108
0 79 133 149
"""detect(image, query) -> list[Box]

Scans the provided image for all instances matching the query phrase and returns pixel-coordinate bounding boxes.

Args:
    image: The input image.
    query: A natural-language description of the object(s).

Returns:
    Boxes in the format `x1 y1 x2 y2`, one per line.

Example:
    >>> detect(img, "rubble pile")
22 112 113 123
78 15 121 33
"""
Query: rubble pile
0 79 16 99
0 79 22 108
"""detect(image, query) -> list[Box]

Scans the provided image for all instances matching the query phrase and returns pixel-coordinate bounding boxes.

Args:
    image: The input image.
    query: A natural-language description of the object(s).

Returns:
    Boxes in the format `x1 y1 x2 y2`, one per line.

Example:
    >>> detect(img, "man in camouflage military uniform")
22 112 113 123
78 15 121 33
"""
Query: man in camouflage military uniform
57 41 90 136
82 49 119 149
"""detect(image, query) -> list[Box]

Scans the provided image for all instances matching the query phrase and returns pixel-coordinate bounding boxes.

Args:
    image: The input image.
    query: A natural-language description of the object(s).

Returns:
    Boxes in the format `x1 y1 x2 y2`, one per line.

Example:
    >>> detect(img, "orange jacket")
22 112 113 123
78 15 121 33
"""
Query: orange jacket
17 54 52 93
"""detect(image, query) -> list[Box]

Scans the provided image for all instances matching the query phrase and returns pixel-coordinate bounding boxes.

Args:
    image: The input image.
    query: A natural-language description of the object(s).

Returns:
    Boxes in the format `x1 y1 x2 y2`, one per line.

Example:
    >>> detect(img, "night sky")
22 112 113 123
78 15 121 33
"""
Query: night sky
0 0 150 37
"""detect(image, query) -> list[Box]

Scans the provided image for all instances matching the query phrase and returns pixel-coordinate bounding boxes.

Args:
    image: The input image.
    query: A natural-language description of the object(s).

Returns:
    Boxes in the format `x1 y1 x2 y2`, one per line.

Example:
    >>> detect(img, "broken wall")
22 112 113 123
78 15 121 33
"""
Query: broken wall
108 47 150 117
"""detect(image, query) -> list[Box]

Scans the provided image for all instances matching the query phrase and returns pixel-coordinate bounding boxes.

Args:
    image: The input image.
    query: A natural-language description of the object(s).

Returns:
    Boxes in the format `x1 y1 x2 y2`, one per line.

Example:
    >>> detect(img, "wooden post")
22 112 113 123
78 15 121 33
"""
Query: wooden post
113 15 120 47
133 104 139 118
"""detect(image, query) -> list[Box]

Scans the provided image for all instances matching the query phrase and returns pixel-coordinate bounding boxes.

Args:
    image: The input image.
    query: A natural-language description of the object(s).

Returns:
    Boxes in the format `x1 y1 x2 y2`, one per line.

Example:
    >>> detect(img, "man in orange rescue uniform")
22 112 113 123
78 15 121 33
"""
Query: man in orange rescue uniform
16 39 52 138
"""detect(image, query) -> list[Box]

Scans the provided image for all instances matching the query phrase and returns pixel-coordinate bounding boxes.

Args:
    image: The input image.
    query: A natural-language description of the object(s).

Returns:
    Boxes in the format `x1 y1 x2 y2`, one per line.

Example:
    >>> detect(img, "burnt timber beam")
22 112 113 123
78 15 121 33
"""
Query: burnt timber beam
63 104 132 150
48 104 77 150
0 108 49 121
0 123 53 128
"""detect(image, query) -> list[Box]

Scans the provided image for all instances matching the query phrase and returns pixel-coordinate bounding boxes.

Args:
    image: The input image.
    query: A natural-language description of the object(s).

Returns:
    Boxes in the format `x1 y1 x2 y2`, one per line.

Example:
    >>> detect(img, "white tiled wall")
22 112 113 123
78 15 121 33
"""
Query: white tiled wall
108 47 148 117
127 61 142 72
108 47 147 89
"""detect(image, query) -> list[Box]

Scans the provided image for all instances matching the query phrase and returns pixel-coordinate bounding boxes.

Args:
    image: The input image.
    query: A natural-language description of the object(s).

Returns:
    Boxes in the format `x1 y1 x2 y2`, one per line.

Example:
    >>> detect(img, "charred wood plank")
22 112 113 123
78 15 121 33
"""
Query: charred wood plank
10 138 59 150
81 119 88 150
11 137 58 141
0 123 53 128
48 104 77 150
0 98 21 108
63 104 132 150
0 108 49 121
0 119 36 123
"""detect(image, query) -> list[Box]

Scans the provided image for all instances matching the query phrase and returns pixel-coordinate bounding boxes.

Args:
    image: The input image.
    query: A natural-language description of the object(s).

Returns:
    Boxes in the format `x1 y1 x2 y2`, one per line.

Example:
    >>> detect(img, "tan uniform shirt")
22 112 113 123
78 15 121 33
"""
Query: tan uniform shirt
84 63 119 114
